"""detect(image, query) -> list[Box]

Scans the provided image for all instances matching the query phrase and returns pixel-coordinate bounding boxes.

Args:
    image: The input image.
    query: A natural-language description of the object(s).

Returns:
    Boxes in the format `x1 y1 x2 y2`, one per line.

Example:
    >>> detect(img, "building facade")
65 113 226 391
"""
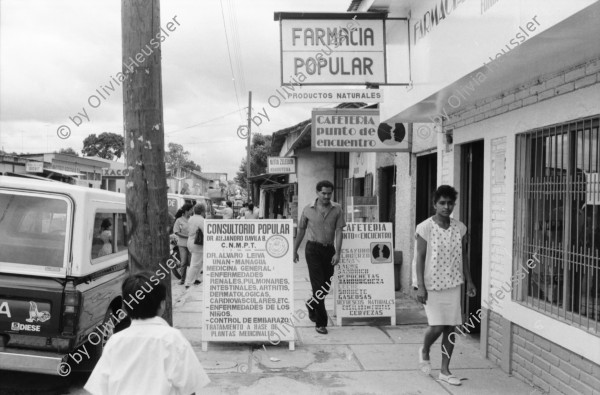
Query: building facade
349 0 600 392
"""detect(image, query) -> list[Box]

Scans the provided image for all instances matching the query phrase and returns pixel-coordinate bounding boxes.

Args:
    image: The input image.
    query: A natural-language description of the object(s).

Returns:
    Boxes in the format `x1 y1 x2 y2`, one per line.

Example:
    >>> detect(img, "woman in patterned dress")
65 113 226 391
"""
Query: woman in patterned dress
415 185 476 386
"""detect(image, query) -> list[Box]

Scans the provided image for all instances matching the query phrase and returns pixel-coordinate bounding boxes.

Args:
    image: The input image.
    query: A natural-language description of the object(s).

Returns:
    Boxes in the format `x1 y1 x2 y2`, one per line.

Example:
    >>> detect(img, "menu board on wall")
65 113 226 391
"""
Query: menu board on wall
202 219 295 350
336 222 396 325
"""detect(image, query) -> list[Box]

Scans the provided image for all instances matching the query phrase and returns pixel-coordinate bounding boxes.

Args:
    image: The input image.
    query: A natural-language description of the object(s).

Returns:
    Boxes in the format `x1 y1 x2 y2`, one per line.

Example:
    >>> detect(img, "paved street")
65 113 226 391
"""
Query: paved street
53 255 543 395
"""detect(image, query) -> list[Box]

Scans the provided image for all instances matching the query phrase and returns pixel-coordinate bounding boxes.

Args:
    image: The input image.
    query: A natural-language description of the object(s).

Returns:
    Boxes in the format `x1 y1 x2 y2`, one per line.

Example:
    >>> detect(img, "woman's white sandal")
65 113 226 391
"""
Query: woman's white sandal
418 346 431 375
438 373 462 385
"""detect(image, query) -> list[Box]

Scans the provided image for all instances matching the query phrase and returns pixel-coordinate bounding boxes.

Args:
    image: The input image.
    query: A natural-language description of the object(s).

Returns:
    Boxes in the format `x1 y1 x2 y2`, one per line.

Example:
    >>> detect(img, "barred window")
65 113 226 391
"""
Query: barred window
513 115 600 333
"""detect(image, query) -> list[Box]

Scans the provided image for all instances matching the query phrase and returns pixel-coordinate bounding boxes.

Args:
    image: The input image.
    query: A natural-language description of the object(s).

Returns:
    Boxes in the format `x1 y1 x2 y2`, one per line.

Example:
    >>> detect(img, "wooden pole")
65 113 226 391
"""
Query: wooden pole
122 0 172 323
246 91 252 202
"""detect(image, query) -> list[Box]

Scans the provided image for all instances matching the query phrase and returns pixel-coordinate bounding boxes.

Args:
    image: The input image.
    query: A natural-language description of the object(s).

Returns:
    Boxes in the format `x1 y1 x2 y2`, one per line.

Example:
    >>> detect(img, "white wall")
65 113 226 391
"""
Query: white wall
295 147 334 222
451 83 600 364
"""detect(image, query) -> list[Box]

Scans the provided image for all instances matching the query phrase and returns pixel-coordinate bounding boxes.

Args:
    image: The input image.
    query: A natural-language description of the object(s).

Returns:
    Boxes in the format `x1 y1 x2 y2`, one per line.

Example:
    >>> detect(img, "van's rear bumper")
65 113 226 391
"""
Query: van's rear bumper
0 348 66 375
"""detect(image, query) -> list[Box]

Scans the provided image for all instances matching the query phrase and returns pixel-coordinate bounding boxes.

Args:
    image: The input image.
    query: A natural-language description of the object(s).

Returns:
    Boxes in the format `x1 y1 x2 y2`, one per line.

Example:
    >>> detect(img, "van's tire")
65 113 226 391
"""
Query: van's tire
77 307 126 371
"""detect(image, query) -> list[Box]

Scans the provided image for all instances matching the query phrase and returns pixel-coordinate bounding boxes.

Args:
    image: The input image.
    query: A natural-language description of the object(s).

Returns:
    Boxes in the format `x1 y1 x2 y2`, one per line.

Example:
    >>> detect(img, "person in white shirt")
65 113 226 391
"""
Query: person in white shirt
84 272 210 395
244 203 259 219
215 200 234 219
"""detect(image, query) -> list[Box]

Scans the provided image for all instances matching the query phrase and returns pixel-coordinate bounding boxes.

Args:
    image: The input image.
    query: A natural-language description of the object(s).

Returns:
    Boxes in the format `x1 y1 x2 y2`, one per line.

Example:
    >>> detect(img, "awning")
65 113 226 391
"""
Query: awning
261 183 293 191
44 169 84 177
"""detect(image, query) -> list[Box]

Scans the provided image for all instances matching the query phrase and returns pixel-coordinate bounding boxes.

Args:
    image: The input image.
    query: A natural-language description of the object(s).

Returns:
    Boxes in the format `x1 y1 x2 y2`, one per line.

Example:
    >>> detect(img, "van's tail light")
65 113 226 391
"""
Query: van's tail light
61 281 81 336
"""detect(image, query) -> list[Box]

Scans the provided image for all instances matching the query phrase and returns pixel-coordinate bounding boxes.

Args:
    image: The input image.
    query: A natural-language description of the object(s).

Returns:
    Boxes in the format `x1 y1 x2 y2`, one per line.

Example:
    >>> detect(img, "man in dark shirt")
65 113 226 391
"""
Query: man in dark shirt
293 180 345 334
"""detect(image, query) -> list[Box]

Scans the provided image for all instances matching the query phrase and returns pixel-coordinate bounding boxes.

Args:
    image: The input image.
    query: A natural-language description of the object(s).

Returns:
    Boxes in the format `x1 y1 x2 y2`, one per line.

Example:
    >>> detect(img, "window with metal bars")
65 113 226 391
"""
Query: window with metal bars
513 115 600 334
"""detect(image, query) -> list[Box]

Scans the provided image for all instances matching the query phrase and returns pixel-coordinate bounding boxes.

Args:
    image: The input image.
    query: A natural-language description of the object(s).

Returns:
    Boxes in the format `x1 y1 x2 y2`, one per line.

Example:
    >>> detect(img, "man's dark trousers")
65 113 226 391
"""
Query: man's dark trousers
305 241 335 327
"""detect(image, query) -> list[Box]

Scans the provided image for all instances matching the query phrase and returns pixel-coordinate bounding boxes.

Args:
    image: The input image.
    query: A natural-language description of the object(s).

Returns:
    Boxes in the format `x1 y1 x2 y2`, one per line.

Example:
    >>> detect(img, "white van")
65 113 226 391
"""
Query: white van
0 175 129 375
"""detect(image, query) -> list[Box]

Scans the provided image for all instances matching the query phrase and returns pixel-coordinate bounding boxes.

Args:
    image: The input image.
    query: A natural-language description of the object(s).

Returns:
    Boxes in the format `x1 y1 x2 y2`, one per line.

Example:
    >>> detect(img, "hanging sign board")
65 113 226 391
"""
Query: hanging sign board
283 88 383 103
202 219 295 350
275 13 388 85
336 222 396 325
312 108 411 152
267 157 296 174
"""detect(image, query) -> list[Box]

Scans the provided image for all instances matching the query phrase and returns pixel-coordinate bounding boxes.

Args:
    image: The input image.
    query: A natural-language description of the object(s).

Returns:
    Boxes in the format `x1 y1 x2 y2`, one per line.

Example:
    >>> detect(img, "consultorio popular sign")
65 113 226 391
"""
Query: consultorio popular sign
278 15 386 85
267 157 296 174
312 109 411 152
202 220 294 347
336 223 396 325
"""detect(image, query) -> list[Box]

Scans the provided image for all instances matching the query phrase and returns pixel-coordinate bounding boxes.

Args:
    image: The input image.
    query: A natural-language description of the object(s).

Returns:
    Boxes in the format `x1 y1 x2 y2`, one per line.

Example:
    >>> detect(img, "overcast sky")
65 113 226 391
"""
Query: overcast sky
0 0 349 178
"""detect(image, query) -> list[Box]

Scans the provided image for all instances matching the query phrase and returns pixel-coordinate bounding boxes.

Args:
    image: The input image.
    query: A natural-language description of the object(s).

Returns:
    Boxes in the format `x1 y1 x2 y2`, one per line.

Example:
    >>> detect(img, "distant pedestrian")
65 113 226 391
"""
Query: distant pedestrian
414 185 476 386
173 203 193 285
84 272 210 395
293 180 345 335
185 203 206 288
244 203 259 219
238 203 248 219
216 201 234 219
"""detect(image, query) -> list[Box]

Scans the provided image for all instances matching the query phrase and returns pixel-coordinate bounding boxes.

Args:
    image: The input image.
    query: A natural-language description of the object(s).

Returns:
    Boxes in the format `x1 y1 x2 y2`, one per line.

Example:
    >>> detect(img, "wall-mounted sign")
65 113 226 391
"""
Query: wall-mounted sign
267 157 296 174
25 162 44 173
276 13 390 85
283 88 383 103
311 108 411 152
102 168 129 178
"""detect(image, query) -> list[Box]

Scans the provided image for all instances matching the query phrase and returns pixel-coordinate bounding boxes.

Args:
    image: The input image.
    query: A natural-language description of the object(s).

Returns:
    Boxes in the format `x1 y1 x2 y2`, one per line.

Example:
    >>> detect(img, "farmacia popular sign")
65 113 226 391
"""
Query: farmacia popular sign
276 13 386 85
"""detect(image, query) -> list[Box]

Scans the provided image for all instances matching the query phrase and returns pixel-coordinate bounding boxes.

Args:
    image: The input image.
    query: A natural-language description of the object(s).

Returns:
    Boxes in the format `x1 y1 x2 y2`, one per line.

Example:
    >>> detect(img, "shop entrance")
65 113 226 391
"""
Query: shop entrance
416 152 438 224
460 140 484 333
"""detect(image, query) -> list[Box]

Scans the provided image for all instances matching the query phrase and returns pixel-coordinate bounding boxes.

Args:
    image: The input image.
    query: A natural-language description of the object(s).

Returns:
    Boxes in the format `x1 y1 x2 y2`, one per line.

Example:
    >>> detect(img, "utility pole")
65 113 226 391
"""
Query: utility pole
246 91 252 202
122 0 172 323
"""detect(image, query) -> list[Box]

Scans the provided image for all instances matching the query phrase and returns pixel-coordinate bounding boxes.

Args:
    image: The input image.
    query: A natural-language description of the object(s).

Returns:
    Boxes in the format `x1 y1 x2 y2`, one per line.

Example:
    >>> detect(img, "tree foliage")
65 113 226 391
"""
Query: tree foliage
235 133 272 187
82 132 124 159
58 147 78 156
165 142 201 175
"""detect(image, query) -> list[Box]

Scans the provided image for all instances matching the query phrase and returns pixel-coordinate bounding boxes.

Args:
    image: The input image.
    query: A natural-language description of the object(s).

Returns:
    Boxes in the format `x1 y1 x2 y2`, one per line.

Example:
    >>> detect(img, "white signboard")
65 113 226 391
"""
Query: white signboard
336 222 395 325
202 220 295 349
585 173 600 205
267 157 296 174
283 89 383 103
25 161 43 173
280 18 386 85
312 109 411 152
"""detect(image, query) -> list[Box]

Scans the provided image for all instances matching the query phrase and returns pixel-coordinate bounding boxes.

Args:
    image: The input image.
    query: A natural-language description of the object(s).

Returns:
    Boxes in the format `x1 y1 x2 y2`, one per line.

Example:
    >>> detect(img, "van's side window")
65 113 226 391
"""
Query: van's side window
91 212 128 260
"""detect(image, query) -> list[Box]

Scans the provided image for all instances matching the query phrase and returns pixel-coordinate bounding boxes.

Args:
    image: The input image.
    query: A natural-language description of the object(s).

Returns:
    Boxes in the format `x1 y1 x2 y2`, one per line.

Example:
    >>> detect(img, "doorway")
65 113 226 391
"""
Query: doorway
378 166 396 233
460 140 484 333
416 153 438 224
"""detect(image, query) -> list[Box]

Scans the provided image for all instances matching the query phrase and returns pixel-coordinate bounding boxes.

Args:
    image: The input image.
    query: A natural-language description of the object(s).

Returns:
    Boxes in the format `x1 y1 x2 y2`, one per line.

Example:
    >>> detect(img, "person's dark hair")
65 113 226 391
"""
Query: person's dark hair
242 203 248 208
121 272 166 319
226 201 233 208
248 203 254 211
180 203 194 213
101 218 112 231
433 185 458 203
316 180 334 192
174 208 184 219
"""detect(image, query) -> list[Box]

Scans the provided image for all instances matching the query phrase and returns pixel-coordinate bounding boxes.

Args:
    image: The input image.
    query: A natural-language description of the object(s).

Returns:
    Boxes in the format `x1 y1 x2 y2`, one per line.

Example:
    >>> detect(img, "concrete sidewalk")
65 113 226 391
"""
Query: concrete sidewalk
173 259 542 395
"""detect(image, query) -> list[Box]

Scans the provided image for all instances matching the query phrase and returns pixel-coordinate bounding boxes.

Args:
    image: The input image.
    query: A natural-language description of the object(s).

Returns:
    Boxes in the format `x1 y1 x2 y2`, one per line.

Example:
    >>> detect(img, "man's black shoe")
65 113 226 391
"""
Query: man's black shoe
315 326 328 335
194 280 202 285
305 302 316 322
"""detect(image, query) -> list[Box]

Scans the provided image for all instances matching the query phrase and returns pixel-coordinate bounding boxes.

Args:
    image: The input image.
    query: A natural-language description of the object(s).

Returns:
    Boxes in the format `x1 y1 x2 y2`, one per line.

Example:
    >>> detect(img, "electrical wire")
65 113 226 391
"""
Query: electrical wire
166 108 245 134
220 0 243 120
